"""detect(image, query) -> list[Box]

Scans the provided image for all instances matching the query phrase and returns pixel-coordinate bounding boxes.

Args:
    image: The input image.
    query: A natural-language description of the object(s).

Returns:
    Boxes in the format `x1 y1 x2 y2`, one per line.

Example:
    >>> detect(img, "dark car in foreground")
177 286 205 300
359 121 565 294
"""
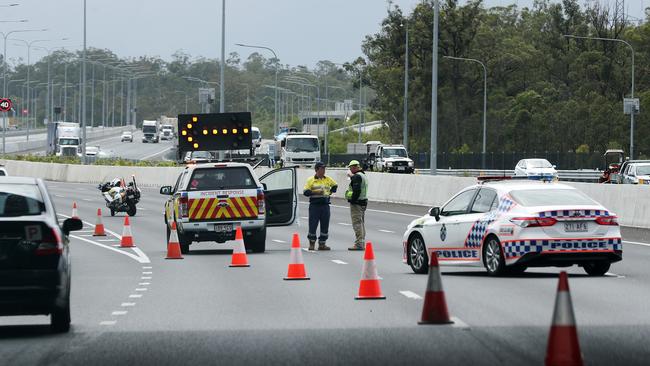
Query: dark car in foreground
0 177 82 332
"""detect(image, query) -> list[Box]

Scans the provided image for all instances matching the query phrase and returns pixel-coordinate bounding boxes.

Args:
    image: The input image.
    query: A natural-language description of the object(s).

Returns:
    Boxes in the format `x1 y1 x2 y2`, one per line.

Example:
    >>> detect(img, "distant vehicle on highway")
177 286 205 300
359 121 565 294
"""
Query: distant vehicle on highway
0 177 82 332
160 163 297 254
121 130 133 142
402 180 621 276
514 158 557 181
142 120 160 143
618 160 650 184
0 166 6 176
160 124 174 141
47 122 82 157
84 146 100 157
252 126 262 148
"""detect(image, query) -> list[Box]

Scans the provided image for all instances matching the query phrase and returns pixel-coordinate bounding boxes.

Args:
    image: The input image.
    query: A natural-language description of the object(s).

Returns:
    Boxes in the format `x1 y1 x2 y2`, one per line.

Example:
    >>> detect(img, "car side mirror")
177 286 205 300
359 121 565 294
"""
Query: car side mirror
262 183 268 191
429 207 440 221
552 165 557 169
62 218 83 235
159 186 173 195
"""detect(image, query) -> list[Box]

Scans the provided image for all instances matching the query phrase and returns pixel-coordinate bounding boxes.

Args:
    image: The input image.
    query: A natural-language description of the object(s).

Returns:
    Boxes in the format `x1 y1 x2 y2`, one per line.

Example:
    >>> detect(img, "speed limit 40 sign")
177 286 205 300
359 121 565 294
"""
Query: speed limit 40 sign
0 98 12 112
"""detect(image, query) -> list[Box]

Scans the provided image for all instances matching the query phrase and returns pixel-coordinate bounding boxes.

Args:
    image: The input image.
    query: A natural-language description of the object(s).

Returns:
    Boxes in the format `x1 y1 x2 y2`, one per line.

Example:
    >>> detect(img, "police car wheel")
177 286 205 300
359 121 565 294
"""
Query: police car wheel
408 234 429 274
483 236 506 276
583 262 610 276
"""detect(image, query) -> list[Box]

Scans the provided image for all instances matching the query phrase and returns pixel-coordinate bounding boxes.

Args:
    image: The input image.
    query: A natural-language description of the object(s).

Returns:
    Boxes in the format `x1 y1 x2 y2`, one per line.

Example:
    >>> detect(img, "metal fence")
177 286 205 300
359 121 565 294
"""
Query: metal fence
323 152 605 170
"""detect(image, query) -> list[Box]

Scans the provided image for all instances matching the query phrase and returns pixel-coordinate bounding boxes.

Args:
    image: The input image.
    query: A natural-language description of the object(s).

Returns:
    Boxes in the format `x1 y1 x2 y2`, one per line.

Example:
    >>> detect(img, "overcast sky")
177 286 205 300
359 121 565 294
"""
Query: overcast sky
1 0 647 68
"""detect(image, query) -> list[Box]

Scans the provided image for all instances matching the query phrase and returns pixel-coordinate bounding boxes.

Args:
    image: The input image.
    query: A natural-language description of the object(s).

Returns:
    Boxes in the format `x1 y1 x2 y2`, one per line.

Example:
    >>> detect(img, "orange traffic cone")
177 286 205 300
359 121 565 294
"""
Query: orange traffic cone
419 251 453 325
355 242 386 300
545 271 583 366
229 226 250 267
71 202 79 219
120 216 135 248
165 222 183 260
284 233 310 280
93 208 107 236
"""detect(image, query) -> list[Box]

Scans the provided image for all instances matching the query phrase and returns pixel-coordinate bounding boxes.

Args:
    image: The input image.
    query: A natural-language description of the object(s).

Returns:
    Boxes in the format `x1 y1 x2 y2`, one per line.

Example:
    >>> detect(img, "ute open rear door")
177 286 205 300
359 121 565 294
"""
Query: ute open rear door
260 167 297 226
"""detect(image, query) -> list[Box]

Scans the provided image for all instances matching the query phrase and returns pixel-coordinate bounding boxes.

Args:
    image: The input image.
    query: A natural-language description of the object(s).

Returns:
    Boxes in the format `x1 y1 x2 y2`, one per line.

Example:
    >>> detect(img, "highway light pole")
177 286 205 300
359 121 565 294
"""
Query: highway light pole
563 34 636 159
236 43 279 134
81 0 87 164
430 0 439 175
403 26 409 150
443 55 488 169
220 0 226 113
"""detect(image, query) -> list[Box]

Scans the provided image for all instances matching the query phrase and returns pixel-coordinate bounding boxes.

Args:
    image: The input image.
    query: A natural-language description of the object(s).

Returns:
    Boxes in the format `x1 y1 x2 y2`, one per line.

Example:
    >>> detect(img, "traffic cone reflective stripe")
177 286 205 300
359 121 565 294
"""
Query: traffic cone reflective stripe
165 221 183 260
120 216 135 248
93 208 106 236
71 202 79 219
229 226 250 267
355 242 385 300
419 251 453 325
284 233 309 280
545 271 583 366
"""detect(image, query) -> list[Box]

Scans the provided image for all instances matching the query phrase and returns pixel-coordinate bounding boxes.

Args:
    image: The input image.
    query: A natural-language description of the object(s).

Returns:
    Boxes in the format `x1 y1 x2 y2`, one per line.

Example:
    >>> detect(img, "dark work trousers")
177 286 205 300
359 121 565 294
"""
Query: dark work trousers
308 203 331 244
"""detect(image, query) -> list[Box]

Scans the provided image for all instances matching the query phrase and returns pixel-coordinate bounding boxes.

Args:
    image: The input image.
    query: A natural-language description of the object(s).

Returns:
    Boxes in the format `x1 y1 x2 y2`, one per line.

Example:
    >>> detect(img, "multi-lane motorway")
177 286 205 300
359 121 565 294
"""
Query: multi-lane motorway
0 180 648 365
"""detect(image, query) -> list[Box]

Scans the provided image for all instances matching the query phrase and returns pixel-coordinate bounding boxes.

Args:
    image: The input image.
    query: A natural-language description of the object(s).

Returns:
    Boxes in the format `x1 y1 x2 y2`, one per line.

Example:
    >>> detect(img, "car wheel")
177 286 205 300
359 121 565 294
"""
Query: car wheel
483 236 506 276
127 204 137 216
245 228 266 253
408 234 429 274
50 295 71 333
583 262 610 276
177 228 191 254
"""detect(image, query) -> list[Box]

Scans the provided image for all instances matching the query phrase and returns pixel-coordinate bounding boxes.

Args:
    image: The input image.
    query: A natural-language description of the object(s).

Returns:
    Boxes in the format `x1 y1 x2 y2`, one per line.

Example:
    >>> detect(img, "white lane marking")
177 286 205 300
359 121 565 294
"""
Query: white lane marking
59 213 150 264
141 276 152 280
451 317 470 330
139 146 172 161
605 272 626 278
100 321 117 326
121 302 136 307
301 248 316 253
112 311 128 316
77 230 94 233
623 240 650 247
112 244 121 247
97 239 117 242
142 266 152 269
139 282 151 286
55 194 65 198
142 271 153 275
399 290 423 300
331 259 348 265
139 208 148 211
135 288 147 292
300 201 421 218
379 229 395 233
78 234 94 237
129 294 142 298
82 198 93 201
301 216 308 220
338 222 352 226
272 239 287 244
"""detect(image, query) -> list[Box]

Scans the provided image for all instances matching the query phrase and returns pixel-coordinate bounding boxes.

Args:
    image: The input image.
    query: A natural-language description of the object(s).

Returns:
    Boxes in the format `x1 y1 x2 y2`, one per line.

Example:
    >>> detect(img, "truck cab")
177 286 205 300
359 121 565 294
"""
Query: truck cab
278 133 320 168
142 120 159 143
160 124 174 140
371 143 414 173
52 122 81 157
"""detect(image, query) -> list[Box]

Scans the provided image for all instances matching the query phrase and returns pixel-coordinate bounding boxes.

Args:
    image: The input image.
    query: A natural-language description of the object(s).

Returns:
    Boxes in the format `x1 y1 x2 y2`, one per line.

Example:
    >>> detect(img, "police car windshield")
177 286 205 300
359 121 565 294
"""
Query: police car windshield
510 189 596 207
188 167 256 190
383 148 407 158
286 137 319 152
635 165 650 175
60 138 79 145
0 184 46 217
527 159 552 168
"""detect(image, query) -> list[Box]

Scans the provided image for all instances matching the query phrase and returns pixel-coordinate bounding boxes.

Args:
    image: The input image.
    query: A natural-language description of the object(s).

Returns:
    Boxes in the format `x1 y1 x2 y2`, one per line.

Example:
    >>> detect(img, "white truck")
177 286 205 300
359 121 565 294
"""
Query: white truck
47 122 82 157
276 133 321 168
365 141 414 173
142 120 160 143
160 124 174 141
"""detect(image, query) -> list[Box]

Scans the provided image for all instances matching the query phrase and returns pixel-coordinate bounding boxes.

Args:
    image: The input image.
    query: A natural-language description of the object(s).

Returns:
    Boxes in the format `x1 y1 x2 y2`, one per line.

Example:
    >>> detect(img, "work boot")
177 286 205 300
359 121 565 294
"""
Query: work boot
318 243 331 251
308 240 316 251
348 244 364 251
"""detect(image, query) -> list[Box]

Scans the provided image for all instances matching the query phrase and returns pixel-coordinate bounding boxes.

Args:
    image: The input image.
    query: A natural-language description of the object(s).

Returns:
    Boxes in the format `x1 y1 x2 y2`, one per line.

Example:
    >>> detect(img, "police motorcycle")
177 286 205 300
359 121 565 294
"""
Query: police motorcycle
98 176 141 216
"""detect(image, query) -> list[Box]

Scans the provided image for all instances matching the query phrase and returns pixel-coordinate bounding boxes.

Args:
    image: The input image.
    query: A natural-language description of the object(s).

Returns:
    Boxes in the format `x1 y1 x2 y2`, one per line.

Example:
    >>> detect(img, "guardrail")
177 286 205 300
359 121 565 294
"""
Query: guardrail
415 169 602 183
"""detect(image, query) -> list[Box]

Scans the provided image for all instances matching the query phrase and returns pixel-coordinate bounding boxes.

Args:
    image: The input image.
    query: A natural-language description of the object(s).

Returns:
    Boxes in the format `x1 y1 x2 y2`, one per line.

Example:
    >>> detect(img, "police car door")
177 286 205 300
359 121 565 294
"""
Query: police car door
259 167 297 226
434 189 478 248
457 188 498 250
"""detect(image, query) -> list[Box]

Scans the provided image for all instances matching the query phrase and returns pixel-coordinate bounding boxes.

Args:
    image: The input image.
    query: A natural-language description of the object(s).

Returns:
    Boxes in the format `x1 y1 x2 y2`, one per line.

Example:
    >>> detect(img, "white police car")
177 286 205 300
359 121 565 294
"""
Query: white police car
402 180 622 276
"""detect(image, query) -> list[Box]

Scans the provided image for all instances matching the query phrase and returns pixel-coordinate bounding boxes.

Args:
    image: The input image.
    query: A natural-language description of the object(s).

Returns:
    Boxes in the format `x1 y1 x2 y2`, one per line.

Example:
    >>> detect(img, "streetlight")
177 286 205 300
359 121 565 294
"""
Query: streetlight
220 0 226 113
236 43 279 134
443 55 488 169
238 83 250 111
563 34 636 159
431 0 440 175
1 28 48 155
33 45 68 123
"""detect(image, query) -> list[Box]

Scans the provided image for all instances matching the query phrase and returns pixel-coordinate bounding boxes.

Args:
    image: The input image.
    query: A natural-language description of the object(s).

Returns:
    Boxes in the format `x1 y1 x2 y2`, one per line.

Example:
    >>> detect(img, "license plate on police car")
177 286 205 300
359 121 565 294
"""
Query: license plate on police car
214 224 233 233
564 222 588 232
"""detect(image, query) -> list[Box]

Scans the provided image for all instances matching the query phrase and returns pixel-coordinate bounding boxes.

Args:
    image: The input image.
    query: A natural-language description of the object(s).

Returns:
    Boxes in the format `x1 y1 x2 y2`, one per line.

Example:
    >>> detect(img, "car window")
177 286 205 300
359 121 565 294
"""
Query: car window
0 184 46 217
172 172 183 193
471 189 497 213
0 170 5 176
510 189 596 206
187 167 256 191
441 189 476 216
637 165 650 176
261 168 294 191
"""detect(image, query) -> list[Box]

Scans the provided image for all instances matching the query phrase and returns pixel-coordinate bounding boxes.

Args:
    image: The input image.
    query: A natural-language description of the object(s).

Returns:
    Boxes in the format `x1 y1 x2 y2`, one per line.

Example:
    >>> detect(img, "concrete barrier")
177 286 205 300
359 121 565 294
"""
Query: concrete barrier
1 160 648 229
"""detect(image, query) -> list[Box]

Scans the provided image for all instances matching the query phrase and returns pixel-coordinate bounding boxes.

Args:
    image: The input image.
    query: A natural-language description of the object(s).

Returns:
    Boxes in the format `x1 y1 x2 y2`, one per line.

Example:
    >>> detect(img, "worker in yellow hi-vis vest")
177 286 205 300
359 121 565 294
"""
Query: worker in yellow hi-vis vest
303 162 338 251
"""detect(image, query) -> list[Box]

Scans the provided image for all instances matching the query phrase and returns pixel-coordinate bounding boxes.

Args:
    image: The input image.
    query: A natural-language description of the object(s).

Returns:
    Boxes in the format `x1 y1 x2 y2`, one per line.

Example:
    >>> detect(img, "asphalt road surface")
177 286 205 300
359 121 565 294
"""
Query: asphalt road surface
0 180 648 365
